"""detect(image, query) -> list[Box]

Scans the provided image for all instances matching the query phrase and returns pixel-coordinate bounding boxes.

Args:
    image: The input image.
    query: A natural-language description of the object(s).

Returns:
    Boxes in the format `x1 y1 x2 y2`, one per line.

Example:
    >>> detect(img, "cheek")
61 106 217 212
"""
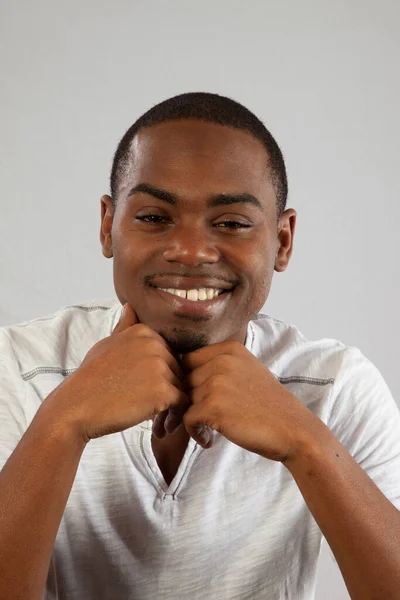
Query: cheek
112 225 146 267
111 234 144 290
251 267 273 304
243 248 276 309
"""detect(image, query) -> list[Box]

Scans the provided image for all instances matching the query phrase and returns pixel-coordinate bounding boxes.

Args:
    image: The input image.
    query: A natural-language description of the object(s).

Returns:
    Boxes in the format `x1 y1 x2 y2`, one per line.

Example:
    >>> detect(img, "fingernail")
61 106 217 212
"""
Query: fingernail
198 430 211 447
164 413 182 434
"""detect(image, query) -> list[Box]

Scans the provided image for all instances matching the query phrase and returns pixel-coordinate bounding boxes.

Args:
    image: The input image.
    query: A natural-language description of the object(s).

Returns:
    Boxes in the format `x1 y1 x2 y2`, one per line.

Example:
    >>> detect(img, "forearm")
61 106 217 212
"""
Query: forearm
284 420 400 600
0 392 86 600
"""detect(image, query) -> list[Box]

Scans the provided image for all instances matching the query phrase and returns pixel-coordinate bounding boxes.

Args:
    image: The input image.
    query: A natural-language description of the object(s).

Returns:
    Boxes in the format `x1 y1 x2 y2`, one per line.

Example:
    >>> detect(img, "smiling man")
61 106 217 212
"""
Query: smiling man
105 114 290 353
1 93 400 600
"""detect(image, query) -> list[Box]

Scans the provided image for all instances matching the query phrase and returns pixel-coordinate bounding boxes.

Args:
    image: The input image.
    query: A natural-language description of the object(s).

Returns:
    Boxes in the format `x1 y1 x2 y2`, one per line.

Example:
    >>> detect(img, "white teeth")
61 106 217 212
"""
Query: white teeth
158 287 227 301
198 288 207 301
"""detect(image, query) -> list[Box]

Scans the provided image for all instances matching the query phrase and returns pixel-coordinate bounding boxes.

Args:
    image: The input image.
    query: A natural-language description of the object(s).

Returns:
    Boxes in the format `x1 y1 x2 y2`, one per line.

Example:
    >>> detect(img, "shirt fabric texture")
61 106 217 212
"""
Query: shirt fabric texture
1 298 400 600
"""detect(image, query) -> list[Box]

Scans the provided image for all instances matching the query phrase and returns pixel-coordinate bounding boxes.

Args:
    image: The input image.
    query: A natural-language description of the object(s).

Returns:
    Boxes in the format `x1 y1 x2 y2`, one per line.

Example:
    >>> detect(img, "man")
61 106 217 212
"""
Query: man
0 92 399 600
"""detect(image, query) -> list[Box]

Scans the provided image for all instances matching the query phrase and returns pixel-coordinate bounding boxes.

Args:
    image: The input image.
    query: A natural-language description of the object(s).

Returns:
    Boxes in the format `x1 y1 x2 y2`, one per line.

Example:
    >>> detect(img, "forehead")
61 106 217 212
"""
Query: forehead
118 120 275 205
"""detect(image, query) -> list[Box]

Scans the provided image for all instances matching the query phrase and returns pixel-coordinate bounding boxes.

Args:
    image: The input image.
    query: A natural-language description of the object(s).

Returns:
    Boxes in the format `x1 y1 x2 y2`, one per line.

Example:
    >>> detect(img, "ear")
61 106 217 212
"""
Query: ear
275 209 297 272
100 195 115 258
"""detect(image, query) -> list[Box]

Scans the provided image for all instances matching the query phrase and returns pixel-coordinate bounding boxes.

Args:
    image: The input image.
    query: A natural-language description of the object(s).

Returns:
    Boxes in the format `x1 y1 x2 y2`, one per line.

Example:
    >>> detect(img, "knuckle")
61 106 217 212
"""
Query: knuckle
154 379 171 402
208 374 225 392
133 323 154 338
215 354 232 371
208 403 222 425
231 341 243 354
182 411 192 427
138 337 163 356
182 408 197 428
150 339 166 355
191 387 203 403
151 355 168 372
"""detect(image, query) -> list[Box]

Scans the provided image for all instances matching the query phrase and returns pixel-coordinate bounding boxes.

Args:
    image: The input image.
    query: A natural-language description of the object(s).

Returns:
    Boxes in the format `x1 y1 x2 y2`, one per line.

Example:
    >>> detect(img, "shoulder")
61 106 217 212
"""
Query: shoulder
249 312 368 384
250 315 400 465
0 298 123 377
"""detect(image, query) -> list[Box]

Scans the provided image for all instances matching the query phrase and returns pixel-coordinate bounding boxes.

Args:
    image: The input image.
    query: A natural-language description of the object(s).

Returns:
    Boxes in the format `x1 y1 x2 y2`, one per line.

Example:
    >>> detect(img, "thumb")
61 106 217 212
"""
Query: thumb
112 302 138 335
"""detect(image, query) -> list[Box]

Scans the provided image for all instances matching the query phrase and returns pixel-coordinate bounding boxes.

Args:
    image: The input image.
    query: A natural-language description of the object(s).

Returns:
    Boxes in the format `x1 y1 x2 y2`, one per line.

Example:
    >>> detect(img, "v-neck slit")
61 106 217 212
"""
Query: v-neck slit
139 425 200 497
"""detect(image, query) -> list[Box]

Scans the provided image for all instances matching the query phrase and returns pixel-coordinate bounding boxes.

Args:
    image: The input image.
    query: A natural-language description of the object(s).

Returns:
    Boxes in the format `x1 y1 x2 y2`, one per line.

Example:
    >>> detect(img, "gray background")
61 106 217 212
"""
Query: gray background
1 1 399 597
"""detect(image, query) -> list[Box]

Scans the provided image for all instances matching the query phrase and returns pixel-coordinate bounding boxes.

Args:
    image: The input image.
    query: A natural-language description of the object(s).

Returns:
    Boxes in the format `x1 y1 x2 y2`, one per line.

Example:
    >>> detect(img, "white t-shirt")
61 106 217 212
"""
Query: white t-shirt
1 298 400 600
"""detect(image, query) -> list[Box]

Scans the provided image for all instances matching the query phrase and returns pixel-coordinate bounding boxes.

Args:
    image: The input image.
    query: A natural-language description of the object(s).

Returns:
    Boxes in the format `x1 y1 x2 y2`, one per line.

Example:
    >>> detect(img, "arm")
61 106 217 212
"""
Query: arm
284 423 400 600
0 393 86 600
0 304 187 600
181 341 400 599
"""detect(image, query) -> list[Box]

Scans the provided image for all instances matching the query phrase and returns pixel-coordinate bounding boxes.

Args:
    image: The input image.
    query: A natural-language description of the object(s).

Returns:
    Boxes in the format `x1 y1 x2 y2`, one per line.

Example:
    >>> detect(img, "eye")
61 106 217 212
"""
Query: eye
215 221 252 229
135 214 169 224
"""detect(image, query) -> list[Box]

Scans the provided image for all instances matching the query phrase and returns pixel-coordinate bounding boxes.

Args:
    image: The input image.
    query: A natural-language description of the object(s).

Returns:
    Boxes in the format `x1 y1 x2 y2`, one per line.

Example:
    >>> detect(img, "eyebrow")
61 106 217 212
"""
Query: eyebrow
127 183 264 211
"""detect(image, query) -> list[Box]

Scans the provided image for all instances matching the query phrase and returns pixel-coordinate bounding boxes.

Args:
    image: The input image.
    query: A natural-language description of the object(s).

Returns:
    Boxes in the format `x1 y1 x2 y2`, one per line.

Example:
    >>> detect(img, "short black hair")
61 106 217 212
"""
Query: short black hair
110 92 288 217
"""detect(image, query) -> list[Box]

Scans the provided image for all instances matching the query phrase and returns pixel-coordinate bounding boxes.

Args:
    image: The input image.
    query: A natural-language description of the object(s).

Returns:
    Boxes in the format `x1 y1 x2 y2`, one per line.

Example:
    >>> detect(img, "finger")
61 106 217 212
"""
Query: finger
184 360 216 390
112 303 138 335
182 341 240 371
167 371 186 392
142 342 185 381
152 385 190 438
135 338 185 381
115 314 172 358
163 379 191 433
164 406 186 435
152 410 169 439
112 306 186 381
190 424 213 448
162 351 185 382
183 406 214 449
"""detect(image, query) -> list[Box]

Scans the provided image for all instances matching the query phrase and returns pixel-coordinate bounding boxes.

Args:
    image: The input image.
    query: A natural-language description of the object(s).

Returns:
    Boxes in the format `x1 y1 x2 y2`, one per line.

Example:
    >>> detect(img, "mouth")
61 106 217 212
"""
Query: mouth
156 285 225 301
148 284 234 316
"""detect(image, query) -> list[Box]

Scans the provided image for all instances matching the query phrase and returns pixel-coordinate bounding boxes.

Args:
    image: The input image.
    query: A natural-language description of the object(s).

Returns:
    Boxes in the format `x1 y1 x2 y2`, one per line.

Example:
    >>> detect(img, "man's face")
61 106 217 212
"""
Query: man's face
100 120 296 353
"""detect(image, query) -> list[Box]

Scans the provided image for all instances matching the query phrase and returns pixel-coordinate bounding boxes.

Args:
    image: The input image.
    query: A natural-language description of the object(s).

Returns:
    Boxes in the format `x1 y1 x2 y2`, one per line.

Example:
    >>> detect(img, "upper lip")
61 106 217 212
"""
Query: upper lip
149 277 236 291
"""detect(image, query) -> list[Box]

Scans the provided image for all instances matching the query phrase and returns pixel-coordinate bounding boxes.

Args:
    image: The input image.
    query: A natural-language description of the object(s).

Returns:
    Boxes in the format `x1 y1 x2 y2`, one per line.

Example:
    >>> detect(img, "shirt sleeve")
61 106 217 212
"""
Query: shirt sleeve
323 346 400 563
0 329 29 470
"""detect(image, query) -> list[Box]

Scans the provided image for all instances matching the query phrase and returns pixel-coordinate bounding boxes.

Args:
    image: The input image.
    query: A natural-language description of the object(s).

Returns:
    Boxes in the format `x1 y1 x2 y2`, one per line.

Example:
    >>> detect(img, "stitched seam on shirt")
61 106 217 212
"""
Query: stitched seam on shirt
253 312 287 325
50 554 59 600
20 304 121 380
21 368 335 386
22 367 78 381
13 305 113 328
171 443 199 498
139 430 198 499
277 376 335 386
139 430 164 491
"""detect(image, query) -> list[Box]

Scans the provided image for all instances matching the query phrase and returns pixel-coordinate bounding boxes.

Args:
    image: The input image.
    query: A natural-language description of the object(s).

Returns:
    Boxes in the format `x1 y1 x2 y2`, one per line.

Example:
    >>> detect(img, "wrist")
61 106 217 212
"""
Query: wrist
36 384 89 451
283 411 332 473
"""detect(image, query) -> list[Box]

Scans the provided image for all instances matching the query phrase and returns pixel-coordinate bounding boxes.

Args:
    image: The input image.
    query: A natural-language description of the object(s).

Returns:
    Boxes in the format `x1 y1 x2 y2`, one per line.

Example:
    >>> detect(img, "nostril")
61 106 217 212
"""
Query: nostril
163 248 220 267
162 240 220 265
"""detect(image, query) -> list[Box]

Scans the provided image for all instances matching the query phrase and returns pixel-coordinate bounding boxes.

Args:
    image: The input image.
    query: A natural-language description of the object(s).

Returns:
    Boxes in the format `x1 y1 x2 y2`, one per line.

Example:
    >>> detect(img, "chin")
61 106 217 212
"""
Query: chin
158 327 210 355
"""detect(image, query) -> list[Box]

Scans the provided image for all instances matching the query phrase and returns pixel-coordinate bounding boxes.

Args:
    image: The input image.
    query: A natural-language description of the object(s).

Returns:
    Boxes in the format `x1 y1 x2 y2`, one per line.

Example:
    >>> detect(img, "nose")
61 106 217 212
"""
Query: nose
162 225 220 267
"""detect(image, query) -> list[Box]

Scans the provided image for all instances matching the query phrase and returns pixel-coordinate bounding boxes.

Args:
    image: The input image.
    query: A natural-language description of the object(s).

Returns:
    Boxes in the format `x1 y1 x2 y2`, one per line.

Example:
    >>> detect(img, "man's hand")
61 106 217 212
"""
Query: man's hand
178 341 324 463
44 303 190 444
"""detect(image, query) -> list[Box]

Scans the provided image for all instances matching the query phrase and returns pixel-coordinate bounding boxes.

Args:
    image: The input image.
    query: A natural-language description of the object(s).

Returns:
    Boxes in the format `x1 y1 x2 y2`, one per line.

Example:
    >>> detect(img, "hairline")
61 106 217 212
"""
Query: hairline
112 118 283 218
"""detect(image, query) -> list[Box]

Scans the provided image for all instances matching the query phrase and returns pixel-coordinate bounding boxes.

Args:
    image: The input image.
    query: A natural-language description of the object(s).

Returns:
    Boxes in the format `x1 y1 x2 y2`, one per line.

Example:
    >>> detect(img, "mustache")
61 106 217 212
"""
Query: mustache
143 271 239 286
